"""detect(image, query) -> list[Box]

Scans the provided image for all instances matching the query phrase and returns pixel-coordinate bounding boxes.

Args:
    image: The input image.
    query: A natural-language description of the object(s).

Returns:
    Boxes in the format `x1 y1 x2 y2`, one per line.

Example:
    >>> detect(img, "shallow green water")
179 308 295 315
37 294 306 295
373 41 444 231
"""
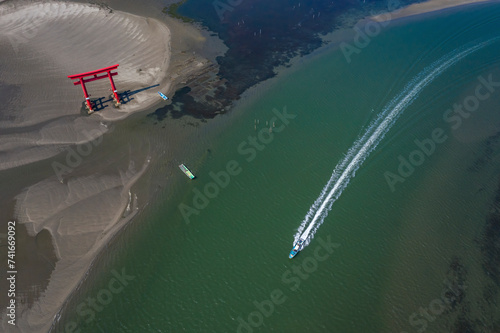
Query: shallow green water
54 4 500 333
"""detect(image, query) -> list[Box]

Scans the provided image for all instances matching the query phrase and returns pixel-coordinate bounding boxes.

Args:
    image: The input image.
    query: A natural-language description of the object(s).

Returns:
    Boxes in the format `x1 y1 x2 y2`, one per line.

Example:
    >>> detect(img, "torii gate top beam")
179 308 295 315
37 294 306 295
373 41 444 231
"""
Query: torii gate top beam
69 71 118 85
67 64 119 82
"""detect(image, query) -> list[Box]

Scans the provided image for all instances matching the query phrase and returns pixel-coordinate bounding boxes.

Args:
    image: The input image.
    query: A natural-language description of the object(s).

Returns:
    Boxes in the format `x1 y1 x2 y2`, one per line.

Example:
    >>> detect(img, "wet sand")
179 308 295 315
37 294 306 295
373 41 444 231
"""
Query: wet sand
0 0 497 332
0 0 189 170
0 0 218 332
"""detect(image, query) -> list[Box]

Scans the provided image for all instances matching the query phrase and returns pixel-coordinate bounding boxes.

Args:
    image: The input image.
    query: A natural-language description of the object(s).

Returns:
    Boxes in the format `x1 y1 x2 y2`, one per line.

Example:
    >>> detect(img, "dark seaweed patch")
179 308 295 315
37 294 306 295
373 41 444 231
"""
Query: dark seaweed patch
150 0 419 120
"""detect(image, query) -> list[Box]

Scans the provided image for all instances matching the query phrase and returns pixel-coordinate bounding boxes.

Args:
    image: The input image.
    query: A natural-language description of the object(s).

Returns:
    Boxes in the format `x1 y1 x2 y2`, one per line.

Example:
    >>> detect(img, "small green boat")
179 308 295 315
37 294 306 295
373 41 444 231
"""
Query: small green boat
179 164 195 179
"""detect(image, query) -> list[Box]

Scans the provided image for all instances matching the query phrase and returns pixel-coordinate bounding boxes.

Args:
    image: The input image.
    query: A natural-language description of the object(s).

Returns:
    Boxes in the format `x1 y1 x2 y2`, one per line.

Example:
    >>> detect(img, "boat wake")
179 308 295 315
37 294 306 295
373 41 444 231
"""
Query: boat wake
294 37 499 248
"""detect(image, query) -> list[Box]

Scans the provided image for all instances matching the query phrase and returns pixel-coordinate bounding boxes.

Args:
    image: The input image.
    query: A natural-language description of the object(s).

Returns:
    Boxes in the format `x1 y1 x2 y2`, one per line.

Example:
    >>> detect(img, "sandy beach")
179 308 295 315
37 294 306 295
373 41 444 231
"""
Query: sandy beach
0 0 213 171
0 0 497 332
0 0 217 332
371 0 495 21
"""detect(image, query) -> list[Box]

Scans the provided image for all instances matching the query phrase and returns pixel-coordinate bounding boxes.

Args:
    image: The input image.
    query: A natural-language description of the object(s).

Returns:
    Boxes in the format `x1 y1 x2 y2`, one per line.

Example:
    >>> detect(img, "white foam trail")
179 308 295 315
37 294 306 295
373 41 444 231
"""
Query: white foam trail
294 37 499 247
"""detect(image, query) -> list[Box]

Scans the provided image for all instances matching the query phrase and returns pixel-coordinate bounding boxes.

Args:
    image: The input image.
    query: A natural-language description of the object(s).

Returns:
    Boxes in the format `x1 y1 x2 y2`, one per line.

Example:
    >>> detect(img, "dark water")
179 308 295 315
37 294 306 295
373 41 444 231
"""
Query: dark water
151 0 418 119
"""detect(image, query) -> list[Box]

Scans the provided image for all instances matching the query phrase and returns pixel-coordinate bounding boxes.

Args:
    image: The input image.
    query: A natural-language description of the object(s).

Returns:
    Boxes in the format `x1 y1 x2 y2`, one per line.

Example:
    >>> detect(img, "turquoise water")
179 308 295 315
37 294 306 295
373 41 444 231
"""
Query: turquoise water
54 3 500 333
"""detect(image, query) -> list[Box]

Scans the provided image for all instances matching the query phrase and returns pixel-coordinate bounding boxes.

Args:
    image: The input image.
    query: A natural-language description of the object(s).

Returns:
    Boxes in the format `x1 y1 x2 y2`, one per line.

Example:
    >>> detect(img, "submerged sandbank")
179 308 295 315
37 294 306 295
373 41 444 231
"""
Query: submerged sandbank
1 0 496 331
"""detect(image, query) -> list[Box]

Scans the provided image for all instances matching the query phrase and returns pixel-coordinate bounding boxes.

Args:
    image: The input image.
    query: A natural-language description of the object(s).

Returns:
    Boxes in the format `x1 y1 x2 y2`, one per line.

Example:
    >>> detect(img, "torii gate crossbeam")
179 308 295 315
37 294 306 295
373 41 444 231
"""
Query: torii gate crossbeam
68 64 121 113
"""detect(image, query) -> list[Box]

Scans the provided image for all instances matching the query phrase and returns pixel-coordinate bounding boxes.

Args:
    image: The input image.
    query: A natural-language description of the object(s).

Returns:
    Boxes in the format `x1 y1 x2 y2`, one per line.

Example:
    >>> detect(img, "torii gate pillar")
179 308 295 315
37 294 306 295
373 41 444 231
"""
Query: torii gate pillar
107 71 120 105
79 77 93 111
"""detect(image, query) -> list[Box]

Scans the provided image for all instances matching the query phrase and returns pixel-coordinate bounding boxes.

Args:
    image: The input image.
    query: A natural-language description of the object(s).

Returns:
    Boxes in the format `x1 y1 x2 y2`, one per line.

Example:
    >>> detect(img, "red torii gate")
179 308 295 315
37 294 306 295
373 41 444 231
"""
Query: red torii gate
68 64 121 113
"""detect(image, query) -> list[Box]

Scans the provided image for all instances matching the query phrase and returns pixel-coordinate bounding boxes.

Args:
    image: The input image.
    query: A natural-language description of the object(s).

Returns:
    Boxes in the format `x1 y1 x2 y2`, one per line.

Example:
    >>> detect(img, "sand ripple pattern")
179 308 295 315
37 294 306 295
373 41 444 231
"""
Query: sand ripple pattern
9 157 150 333
0 1 171 170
